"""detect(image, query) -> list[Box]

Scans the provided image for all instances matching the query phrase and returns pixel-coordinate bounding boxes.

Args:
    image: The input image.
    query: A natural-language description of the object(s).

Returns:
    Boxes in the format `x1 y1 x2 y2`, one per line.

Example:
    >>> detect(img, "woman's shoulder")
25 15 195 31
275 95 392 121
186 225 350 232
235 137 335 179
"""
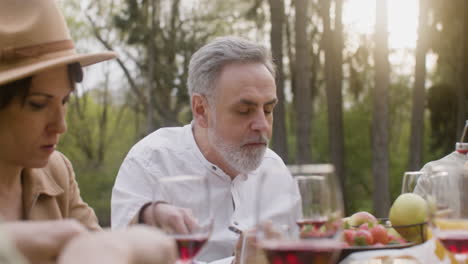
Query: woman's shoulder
47 151 73 172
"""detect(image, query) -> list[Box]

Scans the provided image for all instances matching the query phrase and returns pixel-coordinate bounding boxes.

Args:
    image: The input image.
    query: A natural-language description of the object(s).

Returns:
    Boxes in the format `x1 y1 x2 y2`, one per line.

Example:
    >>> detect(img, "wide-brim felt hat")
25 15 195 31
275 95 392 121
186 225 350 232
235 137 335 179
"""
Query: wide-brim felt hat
0 0 117 86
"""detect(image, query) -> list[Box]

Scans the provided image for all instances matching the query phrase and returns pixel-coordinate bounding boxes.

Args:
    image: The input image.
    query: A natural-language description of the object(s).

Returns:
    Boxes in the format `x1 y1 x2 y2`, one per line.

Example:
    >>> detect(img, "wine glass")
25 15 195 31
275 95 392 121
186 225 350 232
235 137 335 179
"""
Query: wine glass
257 164 344 264
428 167 468 263
153 175 213 264
401 171 425 193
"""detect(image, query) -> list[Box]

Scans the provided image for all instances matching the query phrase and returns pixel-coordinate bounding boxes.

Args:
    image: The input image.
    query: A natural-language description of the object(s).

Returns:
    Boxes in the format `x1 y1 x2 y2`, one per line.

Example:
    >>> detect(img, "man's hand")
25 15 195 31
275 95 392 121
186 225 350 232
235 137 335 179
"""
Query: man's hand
142 203 198 234
5 220 87 263
58 225 177 264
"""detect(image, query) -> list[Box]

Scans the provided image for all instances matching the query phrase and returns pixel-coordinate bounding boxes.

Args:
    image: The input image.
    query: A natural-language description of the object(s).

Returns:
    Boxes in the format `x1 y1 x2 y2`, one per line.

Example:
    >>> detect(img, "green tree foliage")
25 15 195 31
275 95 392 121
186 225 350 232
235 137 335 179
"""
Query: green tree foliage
427 84 458 154
59 87 141 226
428 0 468 147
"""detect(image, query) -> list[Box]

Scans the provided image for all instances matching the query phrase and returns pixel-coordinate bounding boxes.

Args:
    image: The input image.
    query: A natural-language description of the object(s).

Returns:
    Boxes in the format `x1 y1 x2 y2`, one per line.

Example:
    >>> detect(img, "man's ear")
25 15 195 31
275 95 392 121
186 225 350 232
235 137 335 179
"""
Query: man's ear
192 94 209 128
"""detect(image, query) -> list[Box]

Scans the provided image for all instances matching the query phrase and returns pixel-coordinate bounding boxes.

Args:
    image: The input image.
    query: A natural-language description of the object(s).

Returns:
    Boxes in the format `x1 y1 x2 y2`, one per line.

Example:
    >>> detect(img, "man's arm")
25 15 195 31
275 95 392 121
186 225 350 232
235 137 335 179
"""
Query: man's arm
111 156 158 229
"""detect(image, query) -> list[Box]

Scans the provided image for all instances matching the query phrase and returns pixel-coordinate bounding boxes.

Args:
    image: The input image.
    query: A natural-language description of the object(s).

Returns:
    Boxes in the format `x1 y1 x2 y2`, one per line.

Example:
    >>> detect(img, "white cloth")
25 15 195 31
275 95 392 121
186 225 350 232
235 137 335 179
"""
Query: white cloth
111 123 300 263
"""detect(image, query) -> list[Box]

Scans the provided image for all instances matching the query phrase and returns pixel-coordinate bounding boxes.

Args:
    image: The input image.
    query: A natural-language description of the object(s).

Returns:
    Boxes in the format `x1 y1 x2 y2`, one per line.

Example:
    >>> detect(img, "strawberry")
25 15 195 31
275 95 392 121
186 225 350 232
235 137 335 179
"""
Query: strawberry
354 229 374 246
358 223 369 230
343 229 356 246
387 234 406 245
370 224 389 245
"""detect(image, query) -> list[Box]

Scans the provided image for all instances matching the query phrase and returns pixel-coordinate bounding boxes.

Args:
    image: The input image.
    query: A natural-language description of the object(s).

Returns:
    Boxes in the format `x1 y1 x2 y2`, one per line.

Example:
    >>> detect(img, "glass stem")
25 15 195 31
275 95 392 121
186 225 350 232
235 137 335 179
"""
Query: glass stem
176 260 193 264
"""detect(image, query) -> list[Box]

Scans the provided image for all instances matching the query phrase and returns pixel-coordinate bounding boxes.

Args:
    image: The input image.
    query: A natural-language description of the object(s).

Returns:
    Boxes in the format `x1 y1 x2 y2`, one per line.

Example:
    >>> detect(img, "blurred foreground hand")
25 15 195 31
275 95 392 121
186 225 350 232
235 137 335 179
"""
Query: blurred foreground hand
5 220 86 264
58 225 177 264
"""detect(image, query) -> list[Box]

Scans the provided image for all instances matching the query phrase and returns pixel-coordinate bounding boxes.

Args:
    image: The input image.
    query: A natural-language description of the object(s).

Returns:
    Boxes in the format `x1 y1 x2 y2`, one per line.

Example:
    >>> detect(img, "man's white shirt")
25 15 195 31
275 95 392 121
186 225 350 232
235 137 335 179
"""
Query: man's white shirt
415 151 468 197
111 123 300 263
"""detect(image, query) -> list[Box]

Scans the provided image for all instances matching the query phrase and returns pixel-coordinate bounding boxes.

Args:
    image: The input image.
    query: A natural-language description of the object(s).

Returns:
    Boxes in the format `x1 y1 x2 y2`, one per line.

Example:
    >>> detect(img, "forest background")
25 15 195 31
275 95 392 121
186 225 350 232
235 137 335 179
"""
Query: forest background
56 0 468 226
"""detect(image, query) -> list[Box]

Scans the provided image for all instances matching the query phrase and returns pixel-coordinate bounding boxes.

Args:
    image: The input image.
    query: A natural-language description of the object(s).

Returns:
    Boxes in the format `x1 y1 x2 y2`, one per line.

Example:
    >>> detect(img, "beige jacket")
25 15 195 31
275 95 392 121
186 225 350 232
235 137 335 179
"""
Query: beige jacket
21 151 101 231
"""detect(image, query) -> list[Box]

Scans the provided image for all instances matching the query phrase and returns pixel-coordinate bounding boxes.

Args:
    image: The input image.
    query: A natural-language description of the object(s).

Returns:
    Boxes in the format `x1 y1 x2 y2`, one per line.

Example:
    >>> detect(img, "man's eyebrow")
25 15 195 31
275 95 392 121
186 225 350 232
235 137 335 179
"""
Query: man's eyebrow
27 92 53 98
239 98 278 106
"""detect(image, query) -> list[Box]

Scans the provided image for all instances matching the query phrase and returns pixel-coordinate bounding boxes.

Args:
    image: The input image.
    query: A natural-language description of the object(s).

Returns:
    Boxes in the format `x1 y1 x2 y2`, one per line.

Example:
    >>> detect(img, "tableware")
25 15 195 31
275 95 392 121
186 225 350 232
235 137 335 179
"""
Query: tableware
256 164 344 264
401 171 425 194
154 175 213 264
428 168 468 263
338 242 416 261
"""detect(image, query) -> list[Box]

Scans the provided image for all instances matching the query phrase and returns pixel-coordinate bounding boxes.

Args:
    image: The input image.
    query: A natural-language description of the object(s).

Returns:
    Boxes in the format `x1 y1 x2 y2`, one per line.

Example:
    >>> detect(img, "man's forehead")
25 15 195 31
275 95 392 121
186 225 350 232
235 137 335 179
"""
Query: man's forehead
213 62 276 104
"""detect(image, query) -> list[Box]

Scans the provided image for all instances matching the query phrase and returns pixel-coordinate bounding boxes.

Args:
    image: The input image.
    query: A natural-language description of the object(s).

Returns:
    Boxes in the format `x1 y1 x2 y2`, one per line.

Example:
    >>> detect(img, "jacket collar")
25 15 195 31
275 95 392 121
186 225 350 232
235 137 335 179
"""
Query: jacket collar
21 167 64 215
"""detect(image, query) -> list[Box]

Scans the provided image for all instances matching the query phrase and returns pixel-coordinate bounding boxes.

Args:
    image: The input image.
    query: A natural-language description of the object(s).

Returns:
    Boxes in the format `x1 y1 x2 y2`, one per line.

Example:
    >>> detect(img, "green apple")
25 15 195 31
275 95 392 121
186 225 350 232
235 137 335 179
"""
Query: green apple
389 193 427 225
389 193 428 243
387 227 402 238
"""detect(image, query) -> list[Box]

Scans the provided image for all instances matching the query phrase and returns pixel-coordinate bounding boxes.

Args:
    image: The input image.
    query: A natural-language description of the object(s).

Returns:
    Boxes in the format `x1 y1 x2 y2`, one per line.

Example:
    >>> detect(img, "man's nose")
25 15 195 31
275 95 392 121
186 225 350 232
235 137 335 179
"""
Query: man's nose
251 110 270 132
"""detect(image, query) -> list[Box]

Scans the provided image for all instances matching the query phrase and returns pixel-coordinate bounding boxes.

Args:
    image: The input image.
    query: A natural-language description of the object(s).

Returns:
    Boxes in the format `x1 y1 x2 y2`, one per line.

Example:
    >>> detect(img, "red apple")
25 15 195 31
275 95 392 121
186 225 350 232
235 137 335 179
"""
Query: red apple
348 211 378 227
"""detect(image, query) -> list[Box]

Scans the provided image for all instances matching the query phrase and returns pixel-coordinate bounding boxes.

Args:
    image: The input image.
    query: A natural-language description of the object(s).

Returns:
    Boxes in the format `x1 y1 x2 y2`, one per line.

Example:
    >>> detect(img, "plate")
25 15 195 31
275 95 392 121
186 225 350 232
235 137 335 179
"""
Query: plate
338 242 415 261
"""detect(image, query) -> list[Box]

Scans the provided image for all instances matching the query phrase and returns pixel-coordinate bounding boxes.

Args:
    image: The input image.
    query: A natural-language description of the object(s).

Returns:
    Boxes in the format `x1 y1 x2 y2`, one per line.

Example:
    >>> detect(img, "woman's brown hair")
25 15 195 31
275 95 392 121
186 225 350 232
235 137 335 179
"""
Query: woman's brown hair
0 63 83 109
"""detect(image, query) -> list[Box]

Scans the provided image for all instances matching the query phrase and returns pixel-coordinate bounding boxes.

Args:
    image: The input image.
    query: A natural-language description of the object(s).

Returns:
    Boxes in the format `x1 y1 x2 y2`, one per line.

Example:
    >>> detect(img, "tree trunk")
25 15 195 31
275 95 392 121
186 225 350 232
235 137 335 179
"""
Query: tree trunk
457 0 468 139
97 68 109 166
285 10 295 102
146 0 158 134
408 0 429 171
322 0 346 211
373 0 391 217
268 0 289 162
294 0 312 164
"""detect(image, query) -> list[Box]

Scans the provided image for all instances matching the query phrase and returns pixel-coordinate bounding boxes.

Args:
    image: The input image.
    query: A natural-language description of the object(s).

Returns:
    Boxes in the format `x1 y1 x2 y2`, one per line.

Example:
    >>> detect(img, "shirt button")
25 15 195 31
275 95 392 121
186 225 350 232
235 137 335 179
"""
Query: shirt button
212 166 216 170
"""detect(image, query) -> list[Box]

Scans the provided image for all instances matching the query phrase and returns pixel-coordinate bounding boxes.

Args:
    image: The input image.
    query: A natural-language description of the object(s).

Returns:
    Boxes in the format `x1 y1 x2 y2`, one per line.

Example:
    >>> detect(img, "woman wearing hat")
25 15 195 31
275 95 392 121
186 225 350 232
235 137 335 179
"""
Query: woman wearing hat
0 0 177 263
0 0 115 227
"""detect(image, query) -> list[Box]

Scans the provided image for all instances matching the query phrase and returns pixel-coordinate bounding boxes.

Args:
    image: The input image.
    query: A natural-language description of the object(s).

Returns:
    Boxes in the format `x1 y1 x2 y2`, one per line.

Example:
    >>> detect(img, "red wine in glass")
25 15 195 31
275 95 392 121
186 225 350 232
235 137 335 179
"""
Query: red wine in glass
438 230 468 255
297 218 328 230
174 235 209 263
261 239 341 264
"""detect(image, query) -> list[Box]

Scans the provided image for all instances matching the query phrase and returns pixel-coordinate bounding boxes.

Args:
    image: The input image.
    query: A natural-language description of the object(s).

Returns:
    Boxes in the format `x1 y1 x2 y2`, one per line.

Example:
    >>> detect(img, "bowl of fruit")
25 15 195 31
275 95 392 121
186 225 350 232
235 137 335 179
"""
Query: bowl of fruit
338 193 431 260
339 211 415 260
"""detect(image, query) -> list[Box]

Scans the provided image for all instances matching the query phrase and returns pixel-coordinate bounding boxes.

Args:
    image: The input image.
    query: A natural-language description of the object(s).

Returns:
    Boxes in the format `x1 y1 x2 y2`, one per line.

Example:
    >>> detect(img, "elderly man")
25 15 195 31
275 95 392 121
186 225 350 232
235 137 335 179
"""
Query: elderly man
111 36 299 264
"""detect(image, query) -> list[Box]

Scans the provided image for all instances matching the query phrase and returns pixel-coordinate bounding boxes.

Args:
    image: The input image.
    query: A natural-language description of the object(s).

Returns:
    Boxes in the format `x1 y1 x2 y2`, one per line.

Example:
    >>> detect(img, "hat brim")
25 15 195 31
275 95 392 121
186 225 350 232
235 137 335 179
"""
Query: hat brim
0 50 117 86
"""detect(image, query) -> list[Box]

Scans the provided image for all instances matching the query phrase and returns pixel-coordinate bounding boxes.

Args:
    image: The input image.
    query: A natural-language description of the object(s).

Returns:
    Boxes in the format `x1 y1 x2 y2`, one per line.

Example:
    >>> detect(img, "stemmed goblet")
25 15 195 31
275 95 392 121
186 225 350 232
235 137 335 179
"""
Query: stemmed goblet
257 164 344 264
153 175 213 264
401 171 425 194
428 167 468 263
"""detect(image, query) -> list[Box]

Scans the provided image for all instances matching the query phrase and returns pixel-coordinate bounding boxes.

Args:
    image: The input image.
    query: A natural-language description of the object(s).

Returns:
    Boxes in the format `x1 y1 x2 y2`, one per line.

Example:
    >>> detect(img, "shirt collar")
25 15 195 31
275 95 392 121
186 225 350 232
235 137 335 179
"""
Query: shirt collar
21 166 64 209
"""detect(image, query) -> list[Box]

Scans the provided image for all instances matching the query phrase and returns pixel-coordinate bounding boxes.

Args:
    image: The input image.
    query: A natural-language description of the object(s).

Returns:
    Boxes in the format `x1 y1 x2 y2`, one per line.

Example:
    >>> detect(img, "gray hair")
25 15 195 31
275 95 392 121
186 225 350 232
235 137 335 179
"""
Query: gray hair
187 36 275 103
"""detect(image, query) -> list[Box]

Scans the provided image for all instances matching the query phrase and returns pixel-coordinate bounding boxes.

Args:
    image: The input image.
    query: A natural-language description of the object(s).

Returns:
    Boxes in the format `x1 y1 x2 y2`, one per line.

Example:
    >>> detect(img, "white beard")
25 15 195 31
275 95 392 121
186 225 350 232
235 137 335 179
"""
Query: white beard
208 127 268 174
